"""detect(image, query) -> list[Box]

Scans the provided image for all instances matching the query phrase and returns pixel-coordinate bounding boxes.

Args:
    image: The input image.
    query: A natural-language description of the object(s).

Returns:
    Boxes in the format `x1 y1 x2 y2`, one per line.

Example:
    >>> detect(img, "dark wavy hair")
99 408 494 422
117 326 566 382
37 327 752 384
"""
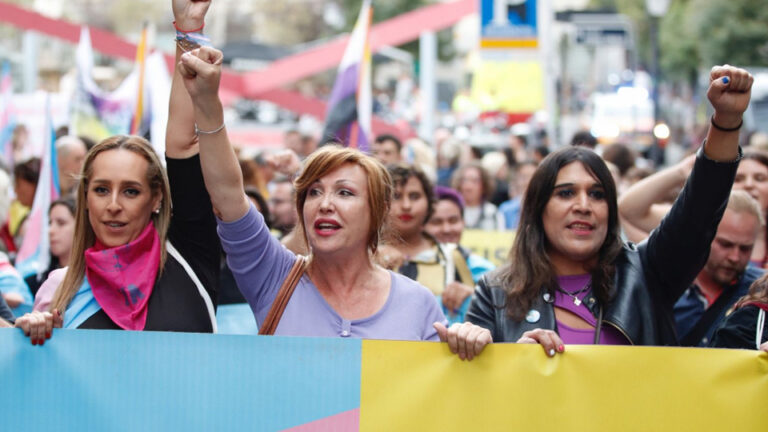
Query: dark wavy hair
499 146 623 320
388 163 435 224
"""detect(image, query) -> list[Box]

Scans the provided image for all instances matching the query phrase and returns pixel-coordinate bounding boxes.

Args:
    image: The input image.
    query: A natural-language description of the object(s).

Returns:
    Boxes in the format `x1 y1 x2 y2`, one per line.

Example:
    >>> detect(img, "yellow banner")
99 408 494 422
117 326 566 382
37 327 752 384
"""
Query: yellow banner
462 229 515 266
360 341 768 431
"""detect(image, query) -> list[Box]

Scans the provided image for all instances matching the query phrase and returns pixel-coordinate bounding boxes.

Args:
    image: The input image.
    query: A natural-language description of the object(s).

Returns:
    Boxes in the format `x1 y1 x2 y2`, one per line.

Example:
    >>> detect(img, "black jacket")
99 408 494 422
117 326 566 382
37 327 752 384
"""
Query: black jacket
467 147 739 346
710 304 768 350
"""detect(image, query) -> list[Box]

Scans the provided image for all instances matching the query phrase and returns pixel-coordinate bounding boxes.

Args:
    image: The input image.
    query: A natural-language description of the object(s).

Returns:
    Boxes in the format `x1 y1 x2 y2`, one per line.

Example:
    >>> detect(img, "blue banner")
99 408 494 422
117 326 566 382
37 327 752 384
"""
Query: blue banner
1 329 361 431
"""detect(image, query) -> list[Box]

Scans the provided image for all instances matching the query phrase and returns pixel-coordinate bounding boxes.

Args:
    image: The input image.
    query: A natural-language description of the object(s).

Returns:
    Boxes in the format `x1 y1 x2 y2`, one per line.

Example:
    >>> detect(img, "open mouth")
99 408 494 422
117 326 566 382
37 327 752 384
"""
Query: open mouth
567 221 594 233
314 219 341 235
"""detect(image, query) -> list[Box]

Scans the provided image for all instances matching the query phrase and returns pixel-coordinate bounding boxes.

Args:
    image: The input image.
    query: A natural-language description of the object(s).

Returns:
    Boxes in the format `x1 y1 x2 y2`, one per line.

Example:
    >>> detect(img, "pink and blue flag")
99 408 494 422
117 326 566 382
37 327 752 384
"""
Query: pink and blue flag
0 61 16 167
15 95 60 280
321 0 373 152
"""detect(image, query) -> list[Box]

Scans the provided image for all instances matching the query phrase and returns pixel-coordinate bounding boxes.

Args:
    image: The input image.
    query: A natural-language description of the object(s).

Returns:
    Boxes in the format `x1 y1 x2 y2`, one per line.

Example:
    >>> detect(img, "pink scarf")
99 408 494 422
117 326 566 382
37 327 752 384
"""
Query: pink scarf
85 221 161 330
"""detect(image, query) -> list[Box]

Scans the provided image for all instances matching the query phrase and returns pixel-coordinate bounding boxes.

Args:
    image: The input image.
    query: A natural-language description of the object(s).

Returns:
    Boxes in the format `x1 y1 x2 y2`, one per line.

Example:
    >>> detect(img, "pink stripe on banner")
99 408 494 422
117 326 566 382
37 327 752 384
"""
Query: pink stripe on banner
281 408 359 432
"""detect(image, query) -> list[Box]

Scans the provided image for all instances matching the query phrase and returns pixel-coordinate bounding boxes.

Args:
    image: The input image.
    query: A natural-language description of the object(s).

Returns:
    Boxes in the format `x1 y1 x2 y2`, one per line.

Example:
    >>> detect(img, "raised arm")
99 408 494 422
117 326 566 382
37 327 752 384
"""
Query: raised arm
643 65 753 306
703 65 752 161
617 155 693 241
178 46 249 221
166 0 211 159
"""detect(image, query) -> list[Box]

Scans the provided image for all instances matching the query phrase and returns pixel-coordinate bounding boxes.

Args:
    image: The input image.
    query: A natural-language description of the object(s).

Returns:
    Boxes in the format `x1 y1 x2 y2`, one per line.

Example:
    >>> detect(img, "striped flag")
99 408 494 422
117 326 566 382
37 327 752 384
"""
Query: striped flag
0 61 16 167
71 27 136 141
322 0 373 152
15 95 60 280
130 23 149 136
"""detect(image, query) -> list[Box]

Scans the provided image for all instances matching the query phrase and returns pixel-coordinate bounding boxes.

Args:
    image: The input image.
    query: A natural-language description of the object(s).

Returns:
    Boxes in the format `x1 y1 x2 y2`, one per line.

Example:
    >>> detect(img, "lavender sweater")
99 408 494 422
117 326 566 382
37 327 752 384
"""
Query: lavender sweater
217 204 446 340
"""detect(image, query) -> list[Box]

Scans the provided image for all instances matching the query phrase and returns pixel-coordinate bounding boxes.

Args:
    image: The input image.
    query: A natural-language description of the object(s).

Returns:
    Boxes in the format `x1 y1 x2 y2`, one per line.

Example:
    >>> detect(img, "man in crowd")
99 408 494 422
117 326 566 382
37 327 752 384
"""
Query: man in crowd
56 135 88 195
371 134 403 165
283 129 305 159
268 177 298 238
674 190 765 346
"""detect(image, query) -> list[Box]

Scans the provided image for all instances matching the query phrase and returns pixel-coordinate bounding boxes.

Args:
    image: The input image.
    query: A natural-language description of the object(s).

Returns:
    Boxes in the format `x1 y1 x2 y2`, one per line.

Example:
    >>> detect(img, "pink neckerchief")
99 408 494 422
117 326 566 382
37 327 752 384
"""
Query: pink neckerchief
85 221 160 330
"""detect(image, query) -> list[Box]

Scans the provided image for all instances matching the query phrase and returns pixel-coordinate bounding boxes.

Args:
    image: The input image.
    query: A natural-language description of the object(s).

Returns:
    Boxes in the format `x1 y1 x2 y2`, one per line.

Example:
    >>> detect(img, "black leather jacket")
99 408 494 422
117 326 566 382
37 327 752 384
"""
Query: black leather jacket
467 147 740 346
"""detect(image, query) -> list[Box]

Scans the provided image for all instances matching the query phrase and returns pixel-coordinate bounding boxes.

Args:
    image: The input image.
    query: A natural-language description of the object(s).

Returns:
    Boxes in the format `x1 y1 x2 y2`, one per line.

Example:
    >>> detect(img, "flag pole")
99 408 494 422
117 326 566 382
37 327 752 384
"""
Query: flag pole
130 22 149 135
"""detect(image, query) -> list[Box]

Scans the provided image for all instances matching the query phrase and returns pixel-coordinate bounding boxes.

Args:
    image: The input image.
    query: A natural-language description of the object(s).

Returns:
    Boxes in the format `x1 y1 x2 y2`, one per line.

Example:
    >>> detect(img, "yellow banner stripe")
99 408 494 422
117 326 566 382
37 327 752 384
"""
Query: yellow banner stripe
360 340 768 431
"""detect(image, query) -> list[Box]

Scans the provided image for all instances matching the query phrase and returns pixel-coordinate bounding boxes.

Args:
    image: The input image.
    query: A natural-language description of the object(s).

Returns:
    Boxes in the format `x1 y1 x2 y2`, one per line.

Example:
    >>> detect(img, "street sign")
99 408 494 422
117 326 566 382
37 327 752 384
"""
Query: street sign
575 27 629 45
480 0 538 49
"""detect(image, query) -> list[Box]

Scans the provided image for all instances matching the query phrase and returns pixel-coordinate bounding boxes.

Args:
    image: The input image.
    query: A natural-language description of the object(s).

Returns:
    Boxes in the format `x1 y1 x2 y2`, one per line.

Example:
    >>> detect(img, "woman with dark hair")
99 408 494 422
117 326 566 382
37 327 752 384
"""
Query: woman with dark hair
435 65 753 360
382 164 475 324
710 272 768 351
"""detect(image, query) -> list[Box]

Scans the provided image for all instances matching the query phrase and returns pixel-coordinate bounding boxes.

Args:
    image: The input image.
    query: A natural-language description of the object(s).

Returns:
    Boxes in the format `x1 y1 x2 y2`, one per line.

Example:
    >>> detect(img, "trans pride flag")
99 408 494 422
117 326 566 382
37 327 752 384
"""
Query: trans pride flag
0 61 16 167
15 96 60 280
322 0 373 152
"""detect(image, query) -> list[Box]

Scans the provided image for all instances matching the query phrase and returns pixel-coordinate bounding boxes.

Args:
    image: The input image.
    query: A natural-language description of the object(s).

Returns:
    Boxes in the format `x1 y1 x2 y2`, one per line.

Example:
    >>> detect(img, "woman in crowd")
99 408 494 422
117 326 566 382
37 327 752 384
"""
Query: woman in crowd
13 0 220 344
711 272 768 351
451 162 504 230
732 150 768 266
178 44 444 339
436 66 753 360
382 164 475 324
26 197 76 298
425 185 495 283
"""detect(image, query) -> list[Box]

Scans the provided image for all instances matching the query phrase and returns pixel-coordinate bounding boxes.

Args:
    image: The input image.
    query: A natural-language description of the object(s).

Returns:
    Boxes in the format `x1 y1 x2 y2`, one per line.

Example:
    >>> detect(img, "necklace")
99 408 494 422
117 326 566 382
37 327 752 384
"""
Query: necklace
557 282 591 306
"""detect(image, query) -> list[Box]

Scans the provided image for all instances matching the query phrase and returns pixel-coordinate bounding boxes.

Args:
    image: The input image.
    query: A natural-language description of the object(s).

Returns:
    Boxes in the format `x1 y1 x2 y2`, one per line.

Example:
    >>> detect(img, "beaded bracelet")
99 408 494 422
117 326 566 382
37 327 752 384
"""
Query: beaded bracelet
710 114 742 132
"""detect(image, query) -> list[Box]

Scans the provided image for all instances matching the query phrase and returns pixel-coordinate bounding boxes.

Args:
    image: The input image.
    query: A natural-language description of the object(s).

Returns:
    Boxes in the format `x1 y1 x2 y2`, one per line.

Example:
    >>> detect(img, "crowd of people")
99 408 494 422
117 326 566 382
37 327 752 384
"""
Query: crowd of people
1 1 766 363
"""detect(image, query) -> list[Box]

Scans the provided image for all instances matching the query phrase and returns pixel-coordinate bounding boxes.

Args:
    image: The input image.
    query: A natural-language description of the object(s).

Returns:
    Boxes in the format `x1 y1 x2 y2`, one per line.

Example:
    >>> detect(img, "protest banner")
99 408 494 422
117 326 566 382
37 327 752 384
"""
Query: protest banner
461 229 515 266
2 329 766 431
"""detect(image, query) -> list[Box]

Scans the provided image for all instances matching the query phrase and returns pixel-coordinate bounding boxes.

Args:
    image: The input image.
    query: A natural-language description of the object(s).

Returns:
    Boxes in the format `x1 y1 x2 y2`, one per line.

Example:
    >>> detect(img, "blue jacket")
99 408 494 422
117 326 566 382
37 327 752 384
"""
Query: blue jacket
674 265 764 346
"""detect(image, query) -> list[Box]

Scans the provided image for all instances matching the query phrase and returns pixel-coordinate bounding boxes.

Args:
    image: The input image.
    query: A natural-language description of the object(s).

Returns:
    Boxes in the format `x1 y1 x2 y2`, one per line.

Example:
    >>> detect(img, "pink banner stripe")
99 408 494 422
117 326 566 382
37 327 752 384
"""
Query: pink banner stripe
282 408 360 432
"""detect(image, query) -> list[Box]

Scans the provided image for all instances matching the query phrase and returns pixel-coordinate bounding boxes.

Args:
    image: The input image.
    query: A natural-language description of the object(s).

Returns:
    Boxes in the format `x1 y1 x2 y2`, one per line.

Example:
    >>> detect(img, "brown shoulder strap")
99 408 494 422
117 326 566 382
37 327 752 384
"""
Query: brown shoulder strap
259 255 307 335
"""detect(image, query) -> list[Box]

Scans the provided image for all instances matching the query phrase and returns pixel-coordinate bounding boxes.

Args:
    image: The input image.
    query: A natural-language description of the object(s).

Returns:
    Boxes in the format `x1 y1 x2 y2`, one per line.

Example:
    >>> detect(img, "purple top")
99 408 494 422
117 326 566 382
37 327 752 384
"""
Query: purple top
555 275 628 345
217 204 446 340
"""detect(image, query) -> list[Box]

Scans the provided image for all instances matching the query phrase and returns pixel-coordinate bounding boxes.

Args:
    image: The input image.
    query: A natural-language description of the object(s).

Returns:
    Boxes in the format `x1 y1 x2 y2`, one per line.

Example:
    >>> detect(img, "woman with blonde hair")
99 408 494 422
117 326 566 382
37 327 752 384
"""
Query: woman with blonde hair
13 0 220 343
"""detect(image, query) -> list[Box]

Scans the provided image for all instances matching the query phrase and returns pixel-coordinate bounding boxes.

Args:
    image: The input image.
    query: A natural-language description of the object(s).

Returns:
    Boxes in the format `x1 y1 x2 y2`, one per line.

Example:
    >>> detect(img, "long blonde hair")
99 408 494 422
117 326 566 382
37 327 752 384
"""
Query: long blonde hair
49 136 172 313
